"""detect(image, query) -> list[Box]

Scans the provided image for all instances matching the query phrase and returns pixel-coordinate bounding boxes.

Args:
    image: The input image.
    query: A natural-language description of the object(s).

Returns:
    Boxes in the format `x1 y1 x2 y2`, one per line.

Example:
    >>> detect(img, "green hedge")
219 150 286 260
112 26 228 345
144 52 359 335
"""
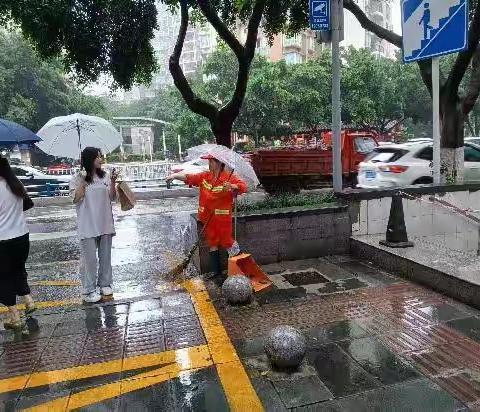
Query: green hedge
237 192 336 213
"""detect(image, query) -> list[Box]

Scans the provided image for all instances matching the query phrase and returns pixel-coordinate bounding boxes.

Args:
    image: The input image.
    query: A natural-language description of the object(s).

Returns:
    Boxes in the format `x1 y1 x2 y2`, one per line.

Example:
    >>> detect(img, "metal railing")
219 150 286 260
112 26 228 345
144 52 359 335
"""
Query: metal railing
26 161 178 198
26 183 70 198
105 161 174 182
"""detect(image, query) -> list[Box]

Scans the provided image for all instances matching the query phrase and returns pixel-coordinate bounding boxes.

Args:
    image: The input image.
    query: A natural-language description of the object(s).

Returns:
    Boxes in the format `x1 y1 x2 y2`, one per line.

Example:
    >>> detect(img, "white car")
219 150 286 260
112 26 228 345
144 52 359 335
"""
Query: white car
170 158 209 175
357 141 480 188
12 165 71 196
12 165 71 183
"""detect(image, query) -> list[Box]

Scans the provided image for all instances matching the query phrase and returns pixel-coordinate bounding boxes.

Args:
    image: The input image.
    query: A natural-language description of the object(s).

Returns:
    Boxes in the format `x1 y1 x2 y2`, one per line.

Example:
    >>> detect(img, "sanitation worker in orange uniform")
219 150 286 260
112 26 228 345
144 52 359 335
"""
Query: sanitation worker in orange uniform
166 154 248 279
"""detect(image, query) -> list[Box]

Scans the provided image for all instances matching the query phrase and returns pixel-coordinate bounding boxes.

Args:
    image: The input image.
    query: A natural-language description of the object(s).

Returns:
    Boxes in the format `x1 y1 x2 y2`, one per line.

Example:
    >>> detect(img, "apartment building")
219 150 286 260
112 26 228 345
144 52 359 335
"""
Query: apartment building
123 2 217 102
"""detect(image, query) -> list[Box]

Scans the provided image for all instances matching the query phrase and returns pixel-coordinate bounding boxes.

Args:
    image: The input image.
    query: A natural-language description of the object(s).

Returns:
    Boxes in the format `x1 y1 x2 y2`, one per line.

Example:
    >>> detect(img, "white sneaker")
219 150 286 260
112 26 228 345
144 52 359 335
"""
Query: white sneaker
83 292 102 303
100 286 113 296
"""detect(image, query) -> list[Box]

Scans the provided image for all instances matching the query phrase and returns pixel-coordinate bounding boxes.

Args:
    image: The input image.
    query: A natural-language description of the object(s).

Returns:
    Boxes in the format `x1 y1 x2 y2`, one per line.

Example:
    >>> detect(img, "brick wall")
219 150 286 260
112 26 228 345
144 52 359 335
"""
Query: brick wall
192 205 351 274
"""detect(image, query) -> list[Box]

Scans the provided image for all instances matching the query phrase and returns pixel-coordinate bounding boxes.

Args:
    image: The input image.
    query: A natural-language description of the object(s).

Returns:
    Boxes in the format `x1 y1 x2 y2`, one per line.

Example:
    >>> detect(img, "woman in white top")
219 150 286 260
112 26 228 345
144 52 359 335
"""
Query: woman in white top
0 155 36 329
70 147 117 303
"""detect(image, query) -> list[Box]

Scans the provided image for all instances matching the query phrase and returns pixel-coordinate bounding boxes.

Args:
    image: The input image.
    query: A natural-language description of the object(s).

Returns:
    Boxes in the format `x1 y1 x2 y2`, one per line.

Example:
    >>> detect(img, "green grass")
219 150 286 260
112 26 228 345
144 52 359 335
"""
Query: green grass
237 192 336 214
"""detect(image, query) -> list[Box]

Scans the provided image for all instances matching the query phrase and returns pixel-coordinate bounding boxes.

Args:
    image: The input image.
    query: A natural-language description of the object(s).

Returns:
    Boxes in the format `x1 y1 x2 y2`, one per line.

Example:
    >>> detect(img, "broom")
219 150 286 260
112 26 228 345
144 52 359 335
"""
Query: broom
167 169 234 279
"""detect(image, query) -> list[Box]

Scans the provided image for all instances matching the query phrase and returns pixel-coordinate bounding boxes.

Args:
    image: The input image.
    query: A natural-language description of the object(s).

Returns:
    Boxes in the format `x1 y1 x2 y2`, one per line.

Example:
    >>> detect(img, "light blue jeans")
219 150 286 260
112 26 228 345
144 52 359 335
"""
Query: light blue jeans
79 234 113 295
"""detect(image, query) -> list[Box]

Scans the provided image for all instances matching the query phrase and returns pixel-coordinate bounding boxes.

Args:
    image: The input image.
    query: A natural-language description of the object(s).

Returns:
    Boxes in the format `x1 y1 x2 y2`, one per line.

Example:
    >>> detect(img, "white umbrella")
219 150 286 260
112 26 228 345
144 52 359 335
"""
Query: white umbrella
36 113 122 159
186 144 259 188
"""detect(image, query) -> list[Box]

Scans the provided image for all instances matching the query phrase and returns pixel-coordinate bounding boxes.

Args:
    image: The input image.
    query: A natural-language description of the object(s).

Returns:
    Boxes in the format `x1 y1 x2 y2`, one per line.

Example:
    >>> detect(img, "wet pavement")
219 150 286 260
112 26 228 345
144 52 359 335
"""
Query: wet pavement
207 257 480 411
1 199 480 410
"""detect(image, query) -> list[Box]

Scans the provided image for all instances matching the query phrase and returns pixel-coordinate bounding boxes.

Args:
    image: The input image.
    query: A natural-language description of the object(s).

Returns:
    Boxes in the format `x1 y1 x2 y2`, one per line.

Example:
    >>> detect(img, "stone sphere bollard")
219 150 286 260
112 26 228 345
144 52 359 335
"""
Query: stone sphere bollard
264 326 307 369
221 275 253 305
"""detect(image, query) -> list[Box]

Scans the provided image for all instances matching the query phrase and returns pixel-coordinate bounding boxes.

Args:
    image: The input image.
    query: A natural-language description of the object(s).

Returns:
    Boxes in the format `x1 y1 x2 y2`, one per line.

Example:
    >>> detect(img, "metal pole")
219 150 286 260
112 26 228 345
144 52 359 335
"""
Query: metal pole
76 119 82 160
148 134 153 163
162 129 167 159
432 57 441 184
332 0 343 192
119 125 124 161
178 134 182 159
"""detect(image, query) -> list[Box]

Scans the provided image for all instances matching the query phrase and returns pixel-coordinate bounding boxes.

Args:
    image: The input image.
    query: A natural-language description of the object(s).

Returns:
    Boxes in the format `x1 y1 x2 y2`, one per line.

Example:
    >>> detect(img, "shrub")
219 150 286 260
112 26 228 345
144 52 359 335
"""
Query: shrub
237 192 336 213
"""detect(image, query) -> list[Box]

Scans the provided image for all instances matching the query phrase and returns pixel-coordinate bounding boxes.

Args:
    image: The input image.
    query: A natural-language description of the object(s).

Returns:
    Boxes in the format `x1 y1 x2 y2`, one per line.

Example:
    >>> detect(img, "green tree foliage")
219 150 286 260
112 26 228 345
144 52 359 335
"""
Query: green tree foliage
110 45 436 148
0 31 106 132
1 0 157 88
342 47 431 133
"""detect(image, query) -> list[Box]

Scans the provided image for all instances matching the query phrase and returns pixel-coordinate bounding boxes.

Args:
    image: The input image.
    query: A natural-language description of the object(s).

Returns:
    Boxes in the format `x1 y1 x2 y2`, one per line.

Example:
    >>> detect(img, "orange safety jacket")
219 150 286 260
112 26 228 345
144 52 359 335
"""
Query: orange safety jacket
186 171 248 248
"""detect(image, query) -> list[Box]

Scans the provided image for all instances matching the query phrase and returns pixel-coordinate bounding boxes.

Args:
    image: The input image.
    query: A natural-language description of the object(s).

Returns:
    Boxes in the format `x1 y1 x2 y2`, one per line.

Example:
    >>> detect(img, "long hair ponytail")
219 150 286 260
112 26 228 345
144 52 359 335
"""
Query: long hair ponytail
81 147 105 183
0 156 27 198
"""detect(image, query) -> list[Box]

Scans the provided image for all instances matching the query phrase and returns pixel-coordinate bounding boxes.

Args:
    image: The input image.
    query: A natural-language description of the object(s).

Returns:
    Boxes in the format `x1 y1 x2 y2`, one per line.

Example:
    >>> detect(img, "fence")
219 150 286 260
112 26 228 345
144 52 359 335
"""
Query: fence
27 161 177 198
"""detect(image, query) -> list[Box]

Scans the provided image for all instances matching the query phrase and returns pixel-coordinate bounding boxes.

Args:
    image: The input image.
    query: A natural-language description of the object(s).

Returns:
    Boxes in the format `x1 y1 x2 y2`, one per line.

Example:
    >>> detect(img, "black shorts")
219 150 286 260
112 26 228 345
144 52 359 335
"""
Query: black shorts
0 233 31 306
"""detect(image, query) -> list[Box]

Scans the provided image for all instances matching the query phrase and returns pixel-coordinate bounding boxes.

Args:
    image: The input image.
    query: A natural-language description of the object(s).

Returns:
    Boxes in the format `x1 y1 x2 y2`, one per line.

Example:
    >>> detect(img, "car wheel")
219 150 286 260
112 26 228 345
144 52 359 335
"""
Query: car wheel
413 177 433 185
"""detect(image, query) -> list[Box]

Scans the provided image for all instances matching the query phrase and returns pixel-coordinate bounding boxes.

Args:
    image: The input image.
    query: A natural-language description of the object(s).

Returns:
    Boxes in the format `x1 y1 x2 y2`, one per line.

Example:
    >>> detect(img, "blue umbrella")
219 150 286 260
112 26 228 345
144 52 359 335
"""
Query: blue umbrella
0 119 41 146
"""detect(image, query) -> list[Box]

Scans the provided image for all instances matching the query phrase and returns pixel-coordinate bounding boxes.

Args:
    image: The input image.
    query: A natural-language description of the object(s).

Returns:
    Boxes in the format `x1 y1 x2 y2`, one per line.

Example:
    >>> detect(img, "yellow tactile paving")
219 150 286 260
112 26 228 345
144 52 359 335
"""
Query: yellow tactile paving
0 375 29 395
1 346 209 394
183 279 264 411
217 361 264 411
23 396 69 412
29 281 81 287
0 299 80 314
3 278 263 411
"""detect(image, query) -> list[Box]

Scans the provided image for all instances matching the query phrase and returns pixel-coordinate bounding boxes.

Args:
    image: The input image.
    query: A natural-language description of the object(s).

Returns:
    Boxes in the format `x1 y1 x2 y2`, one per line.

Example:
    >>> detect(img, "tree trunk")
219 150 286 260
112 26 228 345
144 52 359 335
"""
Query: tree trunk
440 91 465 183
211 119 233 148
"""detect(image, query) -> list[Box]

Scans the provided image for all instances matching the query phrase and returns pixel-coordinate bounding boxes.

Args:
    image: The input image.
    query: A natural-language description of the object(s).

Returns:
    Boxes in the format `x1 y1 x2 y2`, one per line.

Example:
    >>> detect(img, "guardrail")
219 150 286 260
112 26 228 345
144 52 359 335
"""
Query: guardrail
28 162 177 198
105 162 173 181
25 179 183 198
26 183 70 198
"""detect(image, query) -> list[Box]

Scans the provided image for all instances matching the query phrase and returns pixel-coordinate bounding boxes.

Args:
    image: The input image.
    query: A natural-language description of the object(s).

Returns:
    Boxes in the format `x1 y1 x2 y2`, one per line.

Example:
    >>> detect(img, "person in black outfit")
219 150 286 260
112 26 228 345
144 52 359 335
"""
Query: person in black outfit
0 155 36 330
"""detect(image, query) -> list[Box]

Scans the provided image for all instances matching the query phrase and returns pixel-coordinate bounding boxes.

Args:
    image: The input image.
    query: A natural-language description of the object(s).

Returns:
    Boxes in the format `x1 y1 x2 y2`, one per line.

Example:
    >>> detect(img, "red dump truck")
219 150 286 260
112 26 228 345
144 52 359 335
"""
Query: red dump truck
250 129 380 193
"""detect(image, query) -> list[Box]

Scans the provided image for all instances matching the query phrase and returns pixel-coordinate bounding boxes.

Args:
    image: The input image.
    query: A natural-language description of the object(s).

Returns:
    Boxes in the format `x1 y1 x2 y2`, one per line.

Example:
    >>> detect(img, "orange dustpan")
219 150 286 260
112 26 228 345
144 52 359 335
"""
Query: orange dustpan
228 253 273 292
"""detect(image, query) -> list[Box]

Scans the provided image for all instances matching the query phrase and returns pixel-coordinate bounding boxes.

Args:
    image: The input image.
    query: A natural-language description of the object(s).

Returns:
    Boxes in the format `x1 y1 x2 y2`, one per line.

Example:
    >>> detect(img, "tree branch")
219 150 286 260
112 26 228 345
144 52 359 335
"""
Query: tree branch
417 59 433 96
196 0 244 58
221 0 266 120
169 1 217 121
343 0 401 48
463 46 480 114
448 2 480 95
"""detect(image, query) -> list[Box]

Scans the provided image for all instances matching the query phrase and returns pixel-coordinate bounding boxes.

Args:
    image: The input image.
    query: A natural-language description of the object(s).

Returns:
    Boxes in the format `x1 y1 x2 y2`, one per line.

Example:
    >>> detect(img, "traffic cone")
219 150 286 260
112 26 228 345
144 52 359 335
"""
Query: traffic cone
380 195 414 248
228 253 273 292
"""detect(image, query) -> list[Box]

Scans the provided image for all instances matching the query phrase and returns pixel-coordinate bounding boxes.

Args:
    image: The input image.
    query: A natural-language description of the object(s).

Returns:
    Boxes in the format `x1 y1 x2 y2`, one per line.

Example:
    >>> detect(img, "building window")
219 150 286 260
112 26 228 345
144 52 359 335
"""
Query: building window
284 35 302 48
283 52 303 64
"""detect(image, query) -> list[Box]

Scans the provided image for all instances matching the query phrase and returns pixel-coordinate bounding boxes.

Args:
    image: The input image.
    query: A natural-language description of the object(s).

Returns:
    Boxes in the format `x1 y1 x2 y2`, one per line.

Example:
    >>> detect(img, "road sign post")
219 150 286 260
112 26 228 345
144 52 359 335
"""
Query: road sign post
331 0 342 192
310 0 343 191
401 0 468 184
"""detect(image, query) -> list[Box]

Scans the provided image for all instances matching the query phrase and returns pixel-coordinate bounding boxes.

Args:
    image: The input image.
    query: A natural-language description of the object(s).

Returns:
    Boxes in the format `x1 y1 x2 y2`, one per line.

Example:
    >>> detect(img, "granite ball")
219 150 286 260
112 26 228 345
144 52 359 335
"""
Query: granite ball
264 326 306 369
221 275 253 305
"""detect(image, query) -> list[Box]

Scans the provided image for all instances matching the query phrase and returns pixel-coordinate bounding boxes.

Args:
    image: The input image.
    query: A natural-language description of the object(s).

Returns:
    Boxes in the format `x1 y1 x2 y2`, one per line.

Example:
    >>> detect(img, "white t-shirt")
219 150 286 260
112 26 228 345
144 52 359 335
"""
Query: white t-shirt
0 178 29 241
69 172 115 240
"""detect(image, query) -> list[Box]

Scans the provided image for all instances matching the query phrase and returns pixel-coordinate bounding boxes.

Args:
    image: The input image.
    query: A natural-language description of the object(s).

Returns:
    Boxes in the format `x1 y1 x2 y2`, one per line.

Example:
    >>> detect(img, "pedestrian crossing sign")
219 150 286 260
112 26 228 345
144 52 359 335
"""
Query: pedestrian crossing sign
402 0 468 63
310 0 330 31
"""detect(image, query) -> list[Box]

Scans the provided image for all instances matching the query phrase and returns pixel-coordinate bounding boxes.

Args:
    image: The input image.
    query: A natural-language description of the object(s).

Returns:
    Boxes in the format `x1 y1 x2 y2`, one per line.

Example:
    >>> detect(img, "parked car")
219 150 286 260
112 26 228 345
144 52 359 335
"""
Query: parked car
357 141 480 188
466 137 480 147
12 165 71 196
170 158 209 175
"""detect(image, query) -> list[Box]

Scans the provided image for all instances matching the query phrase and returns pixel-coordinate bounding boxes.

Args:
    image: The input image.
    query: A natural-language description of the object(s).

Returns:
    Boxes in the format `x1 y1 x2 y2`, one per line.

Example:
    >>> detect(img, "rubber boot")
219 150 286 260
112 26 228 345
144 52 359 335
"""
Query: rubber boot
207 250 225 286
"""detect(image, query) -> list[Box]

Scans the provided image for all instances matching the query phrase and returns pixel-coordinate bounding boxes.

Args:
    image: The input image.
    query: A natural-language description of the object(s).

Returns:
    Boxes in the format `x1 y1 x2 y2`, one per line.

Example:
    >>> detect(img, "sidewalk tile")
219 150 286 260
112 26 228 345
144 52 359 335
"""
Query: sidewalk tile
273 376 333 408
338 337 419 385
307 343 380 397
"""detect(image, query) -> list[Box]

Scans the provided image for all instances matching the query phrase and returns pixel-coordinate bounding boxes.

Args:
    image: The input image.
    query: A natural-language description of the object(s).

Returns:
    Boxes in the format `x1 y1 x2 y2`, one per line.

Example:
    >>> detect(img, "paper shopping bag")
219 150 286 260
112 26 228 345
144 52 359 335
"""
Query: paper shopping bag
117 181 136 211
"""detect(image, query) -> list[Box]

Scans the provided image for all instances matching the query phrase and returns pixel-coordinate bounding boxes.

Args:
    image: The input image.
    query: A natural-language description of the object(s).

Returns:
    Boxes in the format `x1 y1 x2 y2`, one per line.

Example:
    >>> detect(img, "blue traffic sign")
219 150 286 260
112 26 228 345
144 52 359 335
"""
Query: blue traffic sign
402 0 468 63
310 0 330 31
